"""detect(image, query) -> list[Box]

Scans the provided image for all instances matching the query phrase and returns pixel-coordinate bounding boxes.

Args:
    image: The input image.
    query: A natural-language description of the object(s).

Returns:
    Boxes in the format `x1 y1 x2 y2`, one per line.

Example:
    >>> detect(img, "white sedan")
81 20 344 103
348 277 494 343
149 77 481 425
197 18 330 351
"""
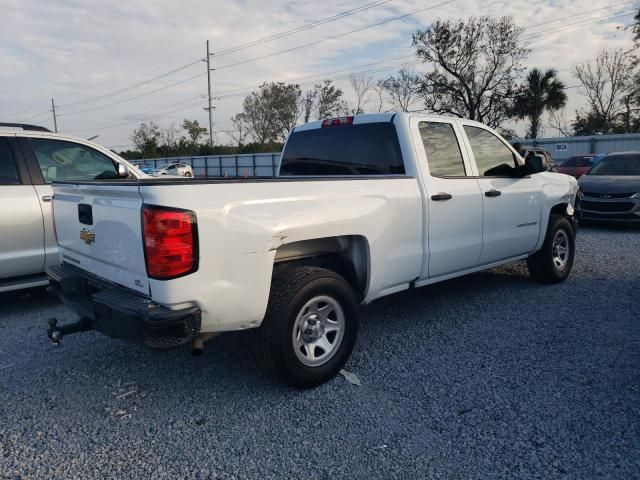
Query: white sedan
152 162 194 177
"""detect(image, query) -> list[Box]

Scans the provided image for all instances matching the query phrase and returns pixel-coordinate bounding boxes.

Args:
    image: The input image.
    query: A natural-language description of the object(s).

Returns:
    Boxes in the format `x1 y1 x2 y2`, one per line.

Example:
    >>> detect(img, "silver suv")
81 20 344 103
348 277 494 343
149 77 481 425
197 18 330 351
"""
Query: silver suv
0 123 142 292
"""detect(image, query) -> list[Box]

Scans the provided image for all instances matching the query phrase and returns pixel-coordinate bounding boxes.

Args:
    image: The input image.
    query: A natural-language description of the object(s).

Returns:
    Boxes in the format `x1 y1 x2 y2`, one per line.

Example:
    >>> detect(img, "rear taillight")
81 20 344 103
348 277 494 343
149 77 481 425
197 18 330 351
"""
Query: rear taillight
321 116 353 127
142 205 198 280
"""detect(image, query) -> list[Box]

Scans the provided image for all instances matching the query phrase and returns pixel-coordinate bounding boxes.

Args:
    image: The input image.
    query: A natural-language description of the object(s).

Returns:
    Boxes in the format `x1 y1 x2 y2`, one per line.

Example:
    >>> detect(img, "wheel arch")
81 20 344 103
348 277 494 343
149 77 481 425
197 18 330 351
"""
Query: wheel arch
273 235 370 301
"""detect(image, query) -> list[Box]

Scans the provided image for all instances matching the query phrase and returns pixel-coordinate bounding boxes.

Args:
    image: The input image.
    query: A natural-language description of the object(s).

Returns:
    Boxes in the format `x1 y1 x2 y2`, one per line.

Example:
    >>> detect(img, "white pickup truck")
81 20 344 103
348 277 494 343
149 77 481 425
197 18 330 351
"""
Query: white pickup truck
47 113 578 387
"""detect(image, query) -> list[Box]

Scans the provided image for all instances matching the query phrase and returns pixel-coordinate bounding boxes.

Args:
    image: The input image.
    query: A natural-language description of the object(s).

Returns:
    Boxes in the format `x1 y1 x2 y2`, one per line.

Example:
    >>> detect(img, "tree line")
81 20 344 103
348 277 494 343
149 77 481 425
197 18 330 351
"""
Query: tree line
122 10 640 159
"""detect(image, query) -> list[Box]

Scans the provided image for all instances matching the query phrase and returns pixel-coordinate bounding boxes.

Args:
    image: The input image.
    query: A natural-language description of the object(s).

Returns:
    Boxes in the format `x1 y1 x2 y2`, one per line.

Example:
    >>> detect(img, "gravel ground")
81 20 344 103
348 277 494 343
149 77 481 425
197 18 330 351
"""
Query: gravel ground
1 226 639 479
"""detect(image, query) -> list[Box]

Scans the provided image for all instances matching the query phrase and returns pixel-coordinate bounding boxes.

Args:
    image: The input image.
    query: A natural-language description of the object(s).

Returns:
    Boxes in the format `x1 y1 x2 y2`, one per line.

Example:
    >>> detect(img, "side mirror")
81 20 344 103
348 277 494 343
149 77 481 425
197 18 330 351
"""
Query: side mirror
525 156 544 174
117 163 129 178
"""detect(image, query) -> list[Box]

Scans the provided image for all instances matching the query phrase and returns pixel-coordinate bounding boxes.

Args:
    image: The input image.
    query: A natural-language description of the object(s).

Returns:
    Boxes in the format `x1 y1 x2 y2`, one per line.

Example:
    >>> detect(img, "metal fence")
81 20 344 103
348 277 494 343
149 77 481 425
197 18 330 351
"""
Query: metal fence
518 133 640 160
136 152 281 177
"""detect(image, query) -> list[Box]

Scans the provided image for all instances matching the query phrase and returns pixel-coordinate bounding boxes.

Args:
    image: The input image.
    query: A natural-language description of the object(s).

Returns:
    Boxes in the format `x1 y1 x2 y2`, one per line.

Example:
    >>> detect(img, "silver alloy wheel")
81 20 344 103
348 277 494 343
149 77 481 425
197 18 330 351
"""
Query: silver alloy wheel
292 295 345 367
552 229 570 270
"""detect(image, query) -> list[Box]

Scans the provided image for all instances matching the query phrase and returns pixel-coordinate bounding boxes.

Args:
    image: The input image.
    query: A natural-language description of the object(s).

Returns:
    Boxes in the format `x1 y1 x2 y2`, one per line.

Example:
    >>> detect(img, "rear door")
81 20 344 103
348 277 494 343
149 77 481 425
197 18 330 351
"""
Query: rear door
461 124 542 264
52 182 149 294
0 137 45 279
411 118 483 278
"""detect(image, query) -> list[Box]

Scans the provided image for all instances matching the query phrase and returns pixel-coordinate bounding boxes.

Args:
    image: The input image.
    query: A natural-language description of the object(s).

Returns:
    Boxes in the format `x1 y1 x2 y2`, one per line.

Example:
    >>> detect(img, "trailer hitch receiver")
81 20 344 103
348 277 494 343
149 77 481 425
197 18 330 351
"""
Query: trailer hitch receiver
47 317 94 345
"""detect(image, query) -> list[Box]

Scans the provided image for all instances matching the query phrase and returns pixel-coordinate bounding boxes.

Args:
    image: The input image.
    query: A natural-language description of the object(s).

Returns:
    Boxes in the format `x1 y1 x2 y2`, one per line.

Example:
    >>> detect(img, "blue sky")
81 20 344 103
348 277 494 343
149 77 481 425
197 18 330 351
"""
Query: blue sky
1 0 637 148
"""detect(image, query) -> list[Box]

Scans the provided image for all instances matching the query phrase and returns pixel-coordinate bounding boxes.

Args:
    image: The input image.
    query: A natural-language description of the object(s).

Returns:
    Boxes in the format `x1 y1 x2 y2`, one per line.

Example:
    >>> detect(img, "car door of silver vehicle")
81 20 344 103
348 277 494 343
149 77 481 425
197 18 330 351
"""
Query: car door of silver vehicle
0 138 45 279
460 124 542 264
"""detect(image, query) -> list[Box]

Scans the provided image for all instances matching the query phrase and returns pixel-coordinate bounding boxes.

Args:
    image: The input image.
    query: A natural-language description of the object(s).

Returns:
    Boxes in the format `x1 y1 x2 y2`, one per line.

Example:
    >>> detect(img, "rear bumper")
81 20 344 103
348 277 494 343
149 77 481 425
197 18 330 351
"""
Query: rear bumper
47 264 201 349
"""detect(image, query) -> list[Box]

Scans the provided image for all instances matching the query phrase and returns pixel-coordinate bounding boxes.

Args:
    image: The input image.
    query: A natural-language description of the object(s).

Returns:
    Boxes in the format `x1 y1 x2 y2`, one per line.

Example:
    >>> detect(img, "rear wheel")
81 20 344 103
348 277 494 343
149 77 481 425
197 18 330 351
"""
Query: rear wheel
184 171 192 177
527 214 575 283
255 266 359 388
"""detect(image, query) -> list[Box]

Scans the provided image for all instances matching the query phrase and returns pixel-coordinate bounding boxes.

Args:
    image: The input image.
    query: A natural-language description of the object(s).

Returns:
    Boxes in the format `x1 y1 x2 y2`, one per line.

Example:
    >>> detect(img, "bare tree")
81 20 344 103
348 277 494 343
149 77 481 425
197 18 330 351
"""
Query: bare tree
547 109 573 137
349 74 374 114
372 83 385 113
378 68 420 112
412 16 528 128
228 113 249 148
160 123 180 150
572 49 638 133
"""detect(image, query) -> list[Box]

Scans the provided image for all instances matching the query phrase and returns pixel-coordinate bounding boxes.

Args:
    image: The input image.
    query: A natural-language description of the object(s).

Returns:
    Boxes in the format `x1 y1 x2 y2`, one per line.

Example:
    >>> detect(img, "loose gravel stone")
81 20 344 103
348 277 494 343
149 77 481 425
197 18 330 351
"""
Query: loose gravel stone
0 226 638 479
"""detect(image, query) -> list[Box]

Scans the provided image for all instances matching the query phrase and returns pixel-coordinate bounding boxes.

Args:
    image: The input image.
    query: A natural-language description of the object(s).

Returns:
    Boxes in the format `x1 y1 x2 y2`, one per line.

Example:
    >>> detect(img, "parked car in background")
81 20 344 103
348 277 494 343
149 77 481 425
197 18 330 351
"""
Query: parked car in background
578 152 640 223
0 123 142 292
558 155 598 178
521 146 557 172
47 113 578 387
151 162 194 177
134 162 154 175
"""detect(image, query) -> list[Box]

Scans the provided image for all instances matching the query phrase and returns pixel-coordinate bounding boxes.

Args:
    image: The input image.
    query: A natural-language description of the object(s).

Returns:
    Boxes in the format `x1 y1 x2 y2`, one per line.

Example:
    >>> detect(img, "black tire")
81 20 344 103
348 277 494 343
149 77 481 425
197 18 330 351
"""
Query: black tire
184 172 192 177
527 214 575 283
255 266 359 388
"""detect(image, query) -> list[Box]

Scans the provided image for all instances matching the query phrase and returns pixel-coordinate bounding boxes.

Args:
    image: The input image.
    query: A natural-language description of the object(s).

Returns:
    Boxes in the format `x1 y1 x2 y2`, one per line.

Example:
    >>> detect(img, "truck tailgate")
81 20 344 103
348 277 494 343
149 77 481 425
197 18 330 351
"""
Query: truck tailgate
52 183 149 295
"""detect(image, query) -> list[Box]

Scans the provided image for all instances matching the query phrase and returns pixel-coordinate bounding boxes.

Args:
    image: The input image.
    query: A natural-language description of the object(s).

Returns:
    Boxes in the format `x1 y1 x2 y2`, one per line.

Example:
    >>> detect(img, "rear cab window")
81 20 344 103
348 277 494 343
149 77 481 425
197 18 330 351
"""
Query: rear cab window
419 121 467 177
280 122 405 176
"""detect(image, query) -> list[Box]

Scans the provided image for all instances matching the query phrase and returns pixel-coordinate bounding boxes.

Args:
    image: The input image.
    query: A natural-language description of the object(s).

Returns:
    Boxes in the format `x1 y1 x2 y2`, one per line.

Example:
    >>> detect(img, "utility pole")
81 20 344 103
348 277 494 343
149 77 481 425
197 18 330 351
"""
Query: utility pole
51 98 58 132
205 40 214 148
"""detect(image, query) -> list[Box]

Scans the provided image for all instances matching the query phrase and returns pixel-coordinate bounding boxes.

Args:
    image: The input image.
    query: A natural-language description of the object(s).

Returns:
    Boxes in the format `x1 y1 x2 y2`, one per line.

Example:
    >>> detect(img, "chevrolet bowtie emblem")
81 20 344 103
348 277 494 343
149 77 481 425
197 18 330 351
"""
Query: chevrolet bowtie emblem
80 228 95 245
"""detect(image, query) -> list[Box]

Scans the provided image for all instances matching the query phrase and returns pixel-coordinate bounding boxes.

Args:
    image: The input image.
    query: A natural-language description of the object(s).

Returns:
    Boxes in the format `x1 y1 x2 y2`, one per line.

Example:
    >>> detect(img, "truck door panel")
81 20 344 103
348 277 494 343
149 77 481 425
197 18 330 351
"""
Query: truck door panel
411 120 483 278
462 125 542 263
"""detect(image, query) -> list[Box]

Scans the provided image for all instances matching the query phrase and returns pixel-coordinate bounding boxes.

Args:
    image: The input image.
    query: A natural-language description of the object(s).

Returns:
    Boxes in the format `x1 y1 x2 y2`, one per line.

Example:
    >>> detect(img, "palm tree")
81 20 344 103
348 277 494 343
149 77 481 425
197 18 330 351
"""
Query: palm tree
514 69 567 139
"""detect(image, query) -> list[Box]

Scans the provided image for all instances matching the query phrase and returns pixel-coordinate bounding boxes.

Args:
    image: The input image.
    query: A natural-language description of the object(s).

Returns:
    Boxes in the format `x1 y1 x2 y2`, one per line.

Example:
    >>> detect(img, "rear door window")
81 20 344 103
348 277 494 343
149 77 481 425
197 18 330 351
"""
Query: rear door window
29 138 119 182
0 138 21 185
419 122 466 177
280 122 405 176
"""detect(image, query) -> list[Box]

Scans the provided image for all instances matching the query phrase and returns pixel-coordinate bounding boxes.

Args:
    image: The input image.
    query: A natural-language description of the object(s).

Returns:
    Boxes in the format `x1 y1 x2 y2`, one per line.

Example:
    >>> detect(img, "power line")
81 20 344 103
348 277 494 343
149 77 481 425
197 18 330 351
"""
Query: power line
58 72 207 116
214 0 456 71
217 59 423 102
521 9 636 40
66 96 205 133
521 1 635 30
52 2 396 112
213 0 393 57
18 109 51 123
214 53 415 97
58 59 203 109
53 1 635 137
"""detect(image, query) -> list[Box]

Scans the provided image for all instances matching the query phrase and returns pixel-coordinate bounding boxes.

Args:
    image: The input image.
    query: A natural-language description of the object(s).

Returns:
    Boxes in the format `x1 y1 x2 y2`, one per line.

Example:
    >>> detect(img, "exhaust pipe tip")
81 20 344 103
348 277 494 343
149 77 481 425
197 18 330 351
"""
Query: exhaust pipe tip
190 332 219 357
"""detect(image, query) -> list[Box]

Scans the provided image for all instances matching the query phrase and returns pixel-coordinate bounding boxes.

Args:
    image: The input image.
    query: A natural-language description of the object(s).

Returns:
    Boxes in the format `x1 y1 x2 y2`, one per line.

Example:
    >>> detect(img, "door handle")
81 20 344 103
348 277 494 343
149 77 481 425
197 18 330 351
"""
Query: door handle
41 195 53 202
484 190 502 197
431 193 453 201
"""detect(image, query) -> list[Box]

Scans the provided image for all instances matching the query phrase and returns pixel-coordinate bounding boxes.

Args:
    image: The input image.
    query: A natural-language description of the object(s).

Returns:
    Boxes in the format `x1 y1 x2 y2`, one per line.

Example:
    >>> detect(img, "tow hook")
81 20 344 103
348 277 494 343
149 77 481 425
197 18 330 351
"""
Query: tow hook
47 317 94 345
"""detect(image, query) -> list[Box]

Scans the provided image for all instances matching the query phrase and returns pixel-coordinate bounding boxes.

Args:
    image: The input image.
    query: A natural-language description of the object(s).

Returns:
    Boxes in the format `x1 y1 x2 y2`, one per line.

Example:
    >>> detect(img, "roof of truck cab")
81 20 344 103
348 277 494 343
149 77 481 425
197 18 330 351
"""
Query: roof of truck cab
293 112 488 132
